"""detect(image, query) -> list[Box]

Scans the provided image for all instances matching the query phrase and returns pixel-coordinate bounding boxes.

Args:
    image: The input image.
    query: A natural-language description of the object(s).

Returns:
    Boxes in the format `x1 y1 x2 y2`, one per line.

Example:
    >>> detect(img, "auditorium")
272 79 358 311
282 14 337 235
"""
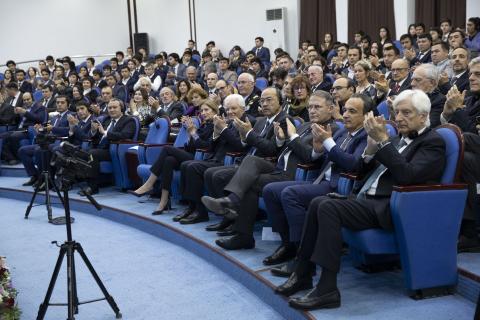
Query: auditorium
0 0 479 319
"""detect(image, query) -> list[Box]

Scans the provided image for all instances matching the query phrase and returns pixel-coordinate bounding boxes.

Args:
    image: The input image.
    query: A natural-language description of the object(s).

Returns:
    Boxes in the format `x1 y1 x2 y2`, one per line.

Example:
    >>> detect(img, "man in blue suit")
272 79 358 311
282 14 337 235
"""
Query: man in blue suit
262 94 371 270
165 53 187 86
19 95 72 188
252 36 271 71
1 92 46 165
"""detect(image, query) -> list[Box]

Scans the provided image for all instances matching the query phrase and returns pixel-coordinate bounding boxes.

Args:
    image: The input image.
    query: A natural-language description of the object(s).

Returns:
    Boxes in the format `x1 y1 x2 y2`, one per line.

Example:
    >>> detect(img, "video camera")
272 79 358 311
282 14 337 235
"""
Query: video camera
52 142 94 187
36 127 57 149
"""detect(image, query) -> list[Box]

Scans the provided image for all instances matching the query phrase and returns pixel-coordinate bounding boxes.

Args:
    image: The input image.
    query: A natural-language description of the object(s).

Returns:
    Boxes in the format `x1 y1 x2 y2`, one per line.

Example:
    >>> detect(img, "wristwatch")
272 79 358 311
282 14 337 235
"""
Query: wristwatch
376 140 390 149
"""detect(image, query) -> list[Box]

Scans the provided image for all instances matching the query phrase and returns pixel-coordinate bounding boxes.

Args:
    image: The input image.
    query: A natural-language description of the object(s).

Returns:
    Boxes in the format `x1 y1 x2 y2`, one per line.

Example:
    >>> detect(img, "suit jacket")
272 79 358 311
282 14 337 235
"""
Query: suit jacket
388 74 412 97
427 89 446 128
92 115 136 148
122 77 137 101
439 70 470 95
253 46 271 69
448 93 480 133
312 79 333 93
316 128 368 189
42 96 57 113
5 93 23 108
0 102 16 125
244 90 261 117
409 49 432 66
112 84 127 103
69 115 94 145
18 81 33 93
184 121 214 154
244 110 289 158
165 64 187 85
50 111 74 137
356 128 446 229
17 103 47 128
156 101 184 121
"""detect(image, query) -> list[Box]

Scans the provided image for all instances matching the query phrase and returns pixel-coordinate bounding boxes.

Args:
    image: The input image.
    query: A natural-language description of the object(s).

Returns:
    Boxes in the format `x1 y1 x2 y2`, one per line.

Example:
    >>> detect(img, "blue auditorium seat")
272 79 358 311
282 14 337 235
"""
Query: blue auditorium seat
341 124 468 297
377 100 390 119
255 77 269 91
33 90 43 103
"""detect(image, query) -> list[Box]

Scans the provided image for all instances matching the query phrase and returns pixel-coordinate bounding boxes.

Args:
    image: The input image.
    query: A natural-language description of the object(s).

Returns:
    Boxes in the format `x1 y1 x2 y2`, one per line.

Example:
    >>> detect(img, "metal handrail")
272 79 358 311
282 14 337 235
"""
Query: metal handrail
0 53 116 68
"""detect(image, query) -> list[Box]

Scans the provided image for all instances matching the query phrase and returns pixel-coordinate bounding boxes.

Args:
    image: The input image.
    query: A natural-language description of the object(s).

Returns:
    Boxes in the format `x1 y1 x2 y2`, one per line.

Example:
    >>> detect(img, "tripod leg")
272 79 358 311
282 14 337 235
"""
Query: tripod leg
75 243 122 318
66 242 76 320
25 178 41 219
70 249 80 314
37 246 67 320
50 176 65 206
43 172 53 221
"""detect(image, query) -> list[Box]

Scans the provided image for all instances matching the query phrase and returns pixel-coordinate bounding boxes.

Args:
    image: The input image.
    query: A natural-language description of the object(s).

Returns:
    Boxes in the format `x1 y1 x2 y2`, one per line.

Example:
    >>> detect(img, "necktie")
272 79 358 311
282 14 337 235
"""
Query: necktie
450 76 458 86
99 119 116 146
393 82 400 94
312 134 353 184
53 115 61 127
249 120 270 155
275 128 312 171
356 138 407 199
256 48 260 56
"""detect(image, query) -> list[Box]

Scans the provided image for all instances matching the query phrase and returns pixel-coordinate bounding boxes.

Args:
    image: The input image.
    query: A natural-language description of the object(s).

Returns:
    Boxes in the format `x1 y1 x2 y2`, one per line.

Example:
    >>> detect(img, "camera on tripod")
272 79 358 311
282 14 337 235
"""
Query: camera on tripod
52 142 94 188
36 127 57 149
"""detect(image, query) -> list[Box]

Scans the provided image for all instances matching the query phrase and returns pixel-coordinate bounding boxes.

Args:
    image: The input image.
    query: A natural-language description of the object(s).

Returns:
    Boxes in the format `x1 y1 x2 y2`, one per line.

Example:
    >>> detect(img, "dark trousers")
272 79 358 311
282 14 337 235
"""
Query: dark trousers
461 133 480 224
18 143 55 177
299 196 382 273
180 160 222 214
1 130 28 161
204 165 237 197
224 155 293 236
150 145 193 191
86 148 112 189
262 180 333 242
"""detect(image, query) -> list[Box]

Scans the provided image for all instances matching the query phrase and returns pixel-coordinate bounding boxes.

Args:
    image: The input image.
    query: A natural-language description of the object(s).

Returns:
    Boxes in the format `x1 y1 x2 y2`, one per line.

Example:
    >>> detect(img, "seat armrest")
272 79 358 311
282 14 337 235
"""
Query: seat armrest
225 151 246 157
340 172 361 180
112 139 137 145
196 148 209 153
139 142 174 148
297 162 323 170
263 156 277 163
392 183 468 192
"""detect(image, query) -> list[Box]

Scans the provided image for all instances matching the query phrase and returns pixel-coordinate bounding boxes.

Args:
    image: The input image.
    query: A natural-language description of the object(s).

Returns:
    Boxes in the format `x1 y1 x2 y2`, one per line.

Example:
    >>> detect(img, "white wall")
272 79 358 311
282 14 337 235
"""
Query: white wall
466 0 480 25
335 0 349 43
0 0 130 64
394 0 415 39
136 0 299 57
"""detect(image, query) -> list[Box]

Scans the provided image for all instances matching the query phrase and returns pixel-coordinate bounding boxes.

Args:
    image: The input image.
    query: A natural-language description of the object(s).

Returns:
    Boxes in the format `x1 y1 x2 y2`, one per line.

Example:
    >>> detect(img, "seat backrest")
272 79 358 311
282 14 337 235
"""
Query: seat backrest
0 73 4 81
255 77 268 91
173 117 200 148
376 101 390 119
293 117 303 128
144 117 170 144
435 124 463 183
131 116 141 142
385 120 398 137
33 90 44 103
335 120 345 130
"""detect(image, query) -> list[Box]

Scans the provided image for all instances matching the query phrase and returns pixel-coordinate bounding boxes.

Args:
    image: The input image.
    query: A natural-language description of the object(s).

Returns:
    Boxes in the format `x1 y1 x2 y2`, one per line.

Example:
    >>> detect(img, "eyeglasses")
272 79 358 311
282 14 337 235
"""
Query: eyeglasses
293 87 306 91
391 68 408 73
217 86 227 90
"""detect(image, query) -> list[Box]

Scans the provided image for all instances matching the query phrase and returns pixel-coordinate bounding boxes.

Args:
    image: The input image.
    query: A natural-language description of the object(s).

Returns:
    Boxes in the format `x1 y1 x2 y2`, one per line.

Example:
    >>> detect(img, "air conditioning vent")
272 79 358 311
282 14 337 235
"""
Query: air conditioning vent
266 8 283 21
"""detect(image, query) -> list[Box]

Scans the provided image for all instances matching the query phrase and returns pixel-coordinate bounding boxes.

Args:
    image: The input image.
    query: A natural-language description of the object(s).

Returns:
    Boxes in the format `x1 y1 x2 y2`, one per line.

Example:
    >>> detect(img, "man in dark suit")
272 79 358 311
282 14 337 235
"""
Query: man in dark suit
105 74 127 103
407 33 432 66
18 95 72 187
252 36 271 70
377 59 412 100
441 57 480 251
119 66 137 102
153 87 185 122
41 85 56 113
410 64 445 127
308 65 332 93
262 94 370 269
82 98 136 195
15 70 33 93
439 47 470 95
201 88 288 231
1 92 46 165
165 53 187 86
67 101 94 146
0 83 22 125
277 89 446 311
237 73 261 117
202 90 338 250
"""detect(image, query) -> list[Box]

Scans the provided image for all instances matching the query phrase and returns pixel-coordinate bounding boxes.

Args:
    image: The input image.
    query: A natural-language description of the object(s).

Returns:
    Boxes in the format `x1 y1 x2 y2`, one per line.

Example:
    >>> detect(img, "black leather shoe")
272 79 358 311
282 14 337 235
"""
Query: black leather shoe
215 234 255 250
263 244 296 266
275 272 313 296
201 196 238 216
173 207 194 222
271 260 296 278
458 235 480 253
22 176 38 187
78 186 99 196
289 288 341 310
180 212 209 224
205 218 233 232
216 225 237 237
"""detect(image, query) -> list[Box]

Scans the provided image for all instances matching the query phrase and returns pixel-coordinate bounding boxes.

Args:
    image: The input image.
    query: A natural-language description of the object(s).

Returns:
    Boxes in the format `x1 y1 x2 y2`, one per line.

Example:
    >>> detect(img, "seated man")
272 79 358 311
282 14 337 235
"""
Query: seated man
200 87 289 232
1 91 46 165
82 98 136 195
276 89 446 311
202 90 339 250
262 93 370 269
66 101 95 146
19 95 72 188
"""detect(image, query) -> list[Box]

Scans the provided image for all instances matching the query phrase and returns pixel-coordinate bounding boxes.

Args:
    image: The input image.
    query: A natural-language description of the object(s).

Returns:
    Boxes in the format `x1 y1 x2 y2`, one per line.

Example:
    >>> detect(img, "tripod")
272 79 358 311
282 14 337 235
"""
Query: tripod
25 147 65 223
36 177 122 320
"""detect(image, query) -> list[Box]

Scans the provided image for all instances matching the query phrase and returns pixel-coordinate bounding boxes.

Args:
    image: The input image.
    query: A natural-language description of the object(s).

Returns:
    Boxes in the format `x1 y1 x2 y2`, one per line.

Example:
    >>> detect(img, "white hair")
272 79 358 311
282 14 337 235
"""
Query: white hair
224 94 245 108
416 63 439 85
139 77 152 86
239 72 254 83
393 89 431 126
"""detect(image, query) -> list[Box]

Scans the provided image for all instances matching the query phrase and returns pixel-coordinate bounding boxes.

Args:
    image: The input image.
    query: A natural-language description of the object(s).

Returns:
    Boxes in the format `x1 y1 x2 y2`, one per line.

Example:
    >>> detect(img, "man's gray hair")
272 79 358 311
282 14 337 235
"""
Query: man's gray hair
310 90 335 106
224 94 245 108
417 63 439 85
239 72 255 83
393 89 431 126
469 56 480 69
